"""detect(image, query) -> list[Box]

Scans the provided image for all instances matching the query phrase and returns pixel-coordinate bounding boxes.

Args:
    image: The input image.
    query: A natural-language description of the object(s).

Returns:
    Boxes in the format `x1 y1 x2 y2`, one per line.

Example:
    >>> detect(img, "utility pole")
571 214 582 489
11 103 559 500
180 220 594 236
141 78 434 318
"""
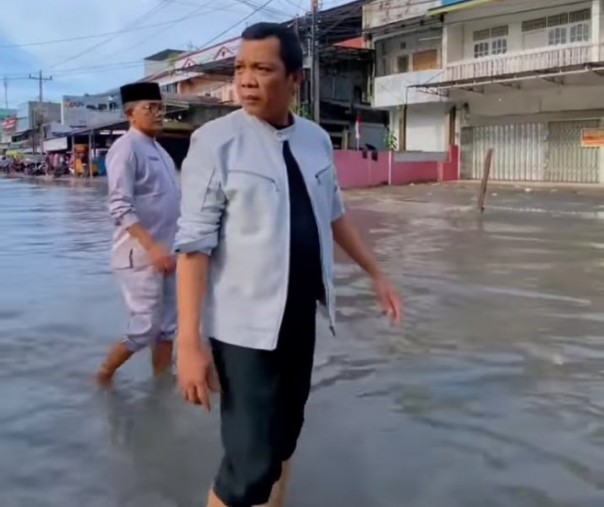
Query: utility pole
310 0 321 123
28 70 52 155
2 77 8 109
293 17 301 115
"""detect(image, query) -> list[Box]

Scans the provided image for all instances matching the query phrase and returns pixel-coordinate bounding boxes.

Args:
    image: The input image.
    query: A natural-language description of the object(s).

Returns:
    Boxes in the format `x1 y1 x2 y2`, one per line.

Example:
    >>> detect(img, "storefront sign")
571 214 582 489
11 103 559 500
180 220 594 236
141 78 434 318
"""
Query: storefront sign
581 128 604 148
428 0 496 15
363 0 440 29
62 92 123 128
44 137 68 152
2 116 17 132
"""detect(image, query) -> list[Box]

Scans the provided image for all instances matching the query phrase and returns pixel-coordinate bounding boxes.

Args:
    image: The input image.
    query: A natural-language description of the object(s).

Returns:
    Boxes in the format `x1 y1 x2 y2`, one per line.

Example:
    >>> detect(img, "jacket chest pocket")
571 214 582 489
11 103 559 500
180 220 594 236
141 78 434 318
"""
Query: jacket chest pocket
226 169 279 196
310 165 334 216
314 166 332 187
224 169 281 234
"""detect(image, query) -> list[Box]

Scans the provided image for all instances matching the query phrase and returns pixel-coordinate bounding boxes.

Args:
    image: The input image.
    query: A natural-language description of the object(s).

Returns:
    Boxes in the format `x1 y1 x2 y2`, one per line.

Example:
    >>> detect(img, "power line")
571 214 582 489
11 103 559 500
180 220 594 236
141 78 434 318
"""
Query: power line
2 0 305 76
3 0 303 82
0 0 441 54
48 0 178 70
46 0 280 75
190 0 278 52
4 0 349 87
4 0 279 81
0 8 244 50
134 0 279 82
234 0 290 18
96 0 221 61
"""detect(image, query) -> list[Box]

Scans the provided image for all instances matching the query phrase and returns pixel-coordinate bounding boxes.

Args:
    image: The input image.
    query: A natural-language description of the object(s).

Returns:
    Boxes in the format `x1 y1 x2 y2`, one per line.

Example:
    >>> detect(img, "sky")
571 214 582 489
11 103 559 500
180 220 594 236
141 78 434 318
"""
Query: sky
0 0 345 109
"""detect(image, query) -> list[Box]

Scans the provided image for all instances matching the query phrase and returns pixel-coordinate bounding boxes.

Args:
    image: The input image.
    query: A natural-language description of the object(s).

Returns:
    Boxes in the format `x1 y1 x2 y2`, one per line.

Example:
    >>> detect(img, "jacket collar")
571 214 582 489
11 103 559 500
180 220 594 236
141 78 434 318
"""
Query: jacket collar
241 109 297 141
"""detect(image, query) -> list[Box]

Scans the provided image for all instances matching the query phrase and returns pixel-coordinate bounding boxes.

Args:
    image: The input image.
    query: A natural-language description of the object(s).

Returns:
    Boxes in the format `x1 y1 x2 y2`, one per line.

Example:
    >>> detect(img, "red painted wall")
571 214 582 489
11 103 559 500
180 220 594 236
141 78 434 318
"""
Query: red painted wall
334 146 459 189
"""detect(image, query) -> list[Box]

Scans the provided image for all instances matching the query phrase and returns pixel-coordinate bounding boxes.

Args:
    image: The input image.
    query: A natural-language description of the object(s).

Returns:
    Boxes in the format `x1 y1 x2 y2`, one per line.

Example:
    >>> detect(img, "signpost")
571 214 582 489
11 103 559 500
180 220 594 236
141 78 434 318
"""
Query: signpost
581 128 604 148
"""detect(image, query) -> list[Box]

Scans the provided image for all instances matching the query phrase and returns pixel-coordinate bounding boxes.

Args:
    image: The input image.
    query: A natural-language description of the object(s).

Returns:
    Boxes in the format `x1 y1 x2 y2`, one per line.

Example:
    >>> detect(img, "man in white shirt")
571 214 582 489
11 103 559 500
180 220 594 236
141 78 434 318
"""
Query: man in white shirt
97 82 180 384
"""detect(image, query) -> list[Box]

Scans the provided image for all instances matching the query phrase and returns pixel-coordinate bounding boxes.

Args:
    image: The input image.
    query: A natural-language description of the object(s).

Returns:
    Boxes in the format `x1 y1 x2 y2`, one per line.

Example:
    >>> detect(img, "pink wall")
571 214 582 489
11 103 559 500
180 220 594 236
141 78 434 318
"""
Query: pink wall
334 146 459 190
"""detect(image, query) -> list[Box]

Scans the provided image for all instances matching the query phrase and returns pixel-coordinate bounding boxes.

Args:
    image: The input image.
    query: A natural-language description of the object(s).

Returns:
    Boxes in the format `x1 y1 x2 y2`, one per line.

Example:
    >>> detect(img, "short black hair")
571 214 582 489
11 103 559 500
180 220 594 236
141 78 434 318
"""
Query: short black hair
241 22 303 74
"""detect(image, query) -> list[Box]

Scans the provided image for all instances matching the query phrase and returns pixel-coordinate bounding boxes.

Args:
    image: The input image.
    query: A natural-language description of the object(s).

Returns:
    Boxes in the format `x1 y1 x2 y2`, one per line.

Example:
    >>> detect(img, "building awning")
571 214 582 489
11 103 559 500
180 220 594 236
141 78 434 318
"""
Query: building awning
410 61 604 92
44 137 69 152
154 72 201 87
427 0 497 16
184 57 234 76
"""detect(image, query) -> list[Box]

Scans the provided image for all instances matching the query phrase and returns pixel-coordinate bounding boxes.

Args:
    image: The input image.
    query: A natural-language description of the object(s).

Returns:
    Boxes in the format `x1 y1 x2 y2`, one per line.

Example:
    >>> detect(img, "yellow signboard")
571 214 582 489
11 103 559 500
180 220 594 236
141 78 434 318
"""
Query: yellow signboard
581 128 604 148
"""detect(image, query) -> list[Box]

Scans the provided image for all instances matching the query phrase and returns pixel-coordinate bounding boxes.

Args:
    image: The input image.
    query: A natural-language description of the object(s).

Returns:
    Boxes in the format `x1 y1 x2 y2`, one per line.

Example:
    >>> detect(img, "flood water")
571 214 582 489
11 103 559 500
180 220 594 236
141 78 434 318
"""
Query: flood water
1 177 604 507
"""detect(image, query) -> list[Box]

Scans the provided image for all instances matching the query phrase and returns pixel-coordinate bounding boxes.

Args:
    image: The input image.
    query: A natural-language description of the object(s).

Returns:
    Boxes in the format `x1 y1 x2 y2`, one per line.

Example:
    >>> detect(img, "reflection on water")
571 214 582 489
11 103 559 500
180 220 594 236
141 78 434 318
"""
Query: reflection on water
1 178 604 507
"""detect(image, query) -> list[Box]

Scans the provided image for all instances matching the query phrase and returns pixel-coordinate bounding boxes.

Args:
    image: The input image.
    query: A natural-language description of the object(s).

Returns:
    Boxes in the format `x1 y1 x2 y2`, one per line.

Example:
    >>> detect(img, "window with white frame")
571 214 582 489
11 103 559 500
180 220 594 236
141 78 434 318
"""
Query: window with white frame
161 83 178 93
523 8 591 48
491 39 508 55
472 25 508 58
396 54 410 73
548 26 567 46
570 23 590 43
473 42 489 58
374 35 440 75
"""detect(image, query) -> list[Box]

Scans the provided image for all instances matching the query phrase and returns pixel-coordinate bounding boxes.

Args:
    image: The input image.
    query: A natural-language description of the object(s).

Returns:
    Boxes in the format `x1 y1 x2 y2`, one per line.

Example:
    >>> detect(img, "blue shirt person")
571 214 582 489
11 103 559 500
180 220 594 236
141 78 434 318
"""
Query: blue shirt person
96 82 180 385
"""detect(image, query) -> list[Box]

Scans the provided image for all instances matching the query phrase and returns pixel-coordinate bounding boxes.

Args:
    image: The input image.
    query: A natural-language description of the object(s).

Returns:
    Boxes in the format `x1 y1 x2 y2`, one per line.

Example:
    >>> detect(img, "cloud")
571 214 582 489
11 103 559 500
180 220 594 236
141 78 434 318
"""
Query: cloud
0 0 305 106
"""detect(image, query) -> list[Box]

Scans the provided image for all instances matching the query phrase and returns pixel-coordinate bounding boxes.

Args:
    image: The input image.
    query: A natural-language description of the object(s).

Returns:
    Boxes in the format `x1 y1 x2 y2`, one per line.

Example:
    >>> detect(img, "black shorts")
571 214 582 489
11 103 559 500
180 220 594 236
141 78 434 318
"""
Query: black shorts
210 296 317 507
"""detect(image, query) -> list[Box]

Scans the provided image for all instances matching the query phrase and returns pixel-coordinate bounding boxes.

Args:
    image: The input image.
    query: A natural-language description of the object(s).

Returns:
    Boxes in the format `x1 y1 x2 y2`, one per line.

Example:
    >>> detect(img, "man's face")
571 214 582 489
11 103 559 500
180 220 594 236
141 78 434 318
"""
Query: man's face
234 37 300 123
128 100 164 135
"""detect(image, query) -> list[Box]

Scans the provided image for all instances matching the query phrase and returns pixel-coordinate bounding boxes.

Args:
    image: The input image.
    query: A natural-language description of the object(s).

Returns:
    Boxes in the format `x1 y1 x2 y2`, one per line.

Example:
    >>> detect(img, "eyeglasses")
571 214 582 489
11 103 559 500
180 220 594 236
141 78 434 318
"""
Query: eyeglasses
140 103 165 115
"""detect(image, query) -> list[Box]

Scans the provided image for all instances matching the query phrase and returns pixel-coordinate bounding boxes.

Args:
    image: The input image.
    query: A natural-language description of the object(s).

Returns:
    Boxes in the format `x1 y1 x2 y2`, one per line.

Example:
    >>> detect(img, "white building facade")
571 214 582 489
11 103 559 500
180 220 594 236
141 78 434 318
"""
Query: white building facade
364 0 454 153
415 0 604 183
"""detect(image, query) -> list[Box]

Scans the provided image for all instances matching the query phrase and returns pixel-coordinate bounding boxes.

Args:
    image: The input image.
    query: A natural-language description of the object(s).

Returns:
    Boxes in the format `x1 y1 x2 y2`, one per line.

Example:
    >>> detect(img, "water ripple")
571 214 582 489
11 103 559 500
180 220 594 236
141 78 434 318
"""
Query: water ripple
2 178 604 506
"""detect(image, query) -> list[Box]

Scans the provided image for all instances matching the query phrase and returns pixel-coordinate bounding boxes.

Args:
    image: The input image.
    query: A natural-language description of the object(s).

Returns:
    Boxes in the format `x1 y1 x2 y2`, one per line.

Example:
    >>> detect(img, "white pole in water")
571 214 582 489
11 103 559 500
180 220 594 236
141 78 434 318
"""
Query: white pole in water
388 150 393 186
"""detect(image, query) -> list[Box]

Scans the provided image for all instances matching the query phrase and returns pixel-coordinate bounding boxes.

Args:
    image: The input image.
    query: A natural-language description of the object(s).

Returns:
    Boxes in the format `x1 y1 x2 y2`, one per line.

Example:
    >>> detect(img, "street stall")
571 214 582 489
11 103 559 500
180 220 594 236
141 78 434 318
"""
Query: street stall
59 95 236 175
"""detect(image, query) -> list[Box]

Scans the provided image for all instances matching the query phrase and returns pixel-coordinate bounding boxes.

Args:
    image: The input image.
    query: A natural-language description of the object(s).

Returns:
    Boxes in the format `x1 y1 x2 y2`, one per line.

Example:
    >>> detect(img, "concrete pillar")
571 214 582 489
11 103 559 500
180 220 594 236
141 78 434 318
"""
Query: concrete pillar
592 0 601 61
599 117 604 184
442 22 449 67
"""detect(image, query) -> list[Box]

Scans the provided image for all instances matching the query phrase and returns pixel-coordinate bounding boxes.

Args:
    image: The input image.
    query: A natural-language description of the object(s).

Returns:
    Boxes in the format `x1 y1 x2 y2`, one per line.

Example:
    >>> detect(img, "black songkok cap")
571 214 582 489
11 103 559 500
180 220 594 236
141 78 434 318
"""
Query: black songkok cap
119 82 162 103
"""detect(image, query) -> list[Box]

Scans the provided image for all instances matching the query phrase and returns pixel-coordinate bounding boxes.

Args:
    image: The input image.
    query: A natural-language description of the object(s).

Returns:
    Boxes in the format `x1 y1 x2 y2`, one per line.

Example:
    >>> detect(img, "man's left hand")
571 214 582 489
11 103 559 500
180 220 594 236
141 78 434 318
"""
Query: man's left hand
372 275 402 325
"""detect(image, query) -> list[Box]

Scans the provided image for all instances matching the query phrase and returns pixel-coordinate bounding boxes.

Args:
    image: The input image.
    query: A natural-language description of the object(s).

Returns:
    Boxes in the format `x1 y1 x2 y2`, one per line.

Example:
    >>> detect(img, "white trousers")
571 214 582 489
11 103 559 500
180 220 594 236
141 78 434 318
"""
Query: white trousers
115 264 177 352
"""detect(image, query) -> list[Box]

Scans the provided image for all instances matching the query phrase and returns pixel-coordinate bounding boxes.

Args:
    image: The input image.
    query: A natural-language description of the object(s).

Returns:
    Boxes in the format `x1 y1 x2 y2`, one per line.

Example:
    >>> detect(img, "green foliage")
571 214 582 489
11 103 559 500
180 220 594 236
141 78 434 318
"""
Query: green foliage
384 129 398 151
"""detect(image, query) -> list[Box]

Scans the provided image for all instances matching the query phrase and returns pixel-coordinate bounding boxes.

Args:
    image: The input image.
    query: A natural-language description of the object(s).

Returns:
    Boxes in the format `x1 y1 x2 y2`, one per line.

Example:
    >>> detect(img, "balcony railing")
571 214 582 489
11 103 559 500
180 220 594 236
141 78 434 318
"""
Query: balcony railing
445 43 594 82
373 69 446 108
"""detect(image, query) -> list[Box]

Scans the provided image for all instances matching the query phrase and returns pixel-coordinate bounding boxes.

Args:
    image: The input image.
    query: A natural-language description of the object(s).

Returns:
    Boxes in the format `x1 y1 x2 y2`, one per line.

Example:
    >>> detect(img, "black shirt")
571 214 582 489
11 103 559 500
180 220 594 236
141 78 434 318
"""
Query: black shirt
281 139 324 303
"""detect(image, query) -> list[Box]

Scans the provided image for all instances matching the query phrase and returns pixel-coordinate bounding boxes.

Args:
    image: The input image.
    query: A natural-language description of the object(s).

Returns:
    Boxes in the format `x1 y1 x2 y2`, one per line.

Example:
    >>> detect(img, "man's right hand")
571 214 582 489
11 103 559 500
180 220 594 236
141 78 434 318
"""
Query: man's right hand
176 340 219 411
148 243 176 273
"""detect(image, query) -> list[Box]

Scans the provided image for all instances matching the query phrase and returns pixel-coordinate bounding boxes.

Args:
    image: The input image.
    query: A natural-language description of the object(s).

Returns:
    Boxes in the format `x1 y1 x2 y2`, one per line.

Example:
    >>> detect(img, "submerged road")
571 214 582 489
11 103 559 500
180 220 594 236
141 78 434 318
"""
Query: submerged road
1 177 604 507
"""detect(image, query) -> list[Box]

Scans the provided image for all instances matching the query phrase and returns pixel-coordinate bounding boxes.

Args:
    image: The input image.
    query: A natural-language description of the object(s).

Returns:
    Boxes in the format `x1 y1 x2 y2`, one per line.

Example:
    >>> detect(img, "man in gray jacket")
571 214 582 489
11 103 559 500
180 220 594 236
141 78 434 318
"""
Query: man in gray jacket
175 23 400 507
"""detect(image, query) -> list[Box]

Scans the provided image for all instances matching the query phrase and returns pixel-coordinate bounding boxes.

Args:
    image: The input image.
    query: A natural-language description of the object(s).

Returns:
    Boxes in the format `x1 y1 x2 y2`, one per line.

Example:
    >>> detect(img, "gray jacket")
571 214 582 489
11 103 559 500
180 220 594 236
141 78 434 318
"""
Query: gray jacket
175 109 345 351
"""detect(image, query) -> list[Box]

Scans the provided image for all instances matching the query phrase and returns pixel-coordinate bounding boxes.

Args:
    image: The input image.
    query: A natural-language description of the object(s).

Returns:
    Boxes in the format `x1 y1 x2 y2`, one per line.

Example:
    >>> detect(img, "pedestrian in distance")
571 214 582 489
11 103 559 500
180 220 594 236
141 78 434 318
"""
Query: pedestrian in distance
175 22 401 507
97 82 180 385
